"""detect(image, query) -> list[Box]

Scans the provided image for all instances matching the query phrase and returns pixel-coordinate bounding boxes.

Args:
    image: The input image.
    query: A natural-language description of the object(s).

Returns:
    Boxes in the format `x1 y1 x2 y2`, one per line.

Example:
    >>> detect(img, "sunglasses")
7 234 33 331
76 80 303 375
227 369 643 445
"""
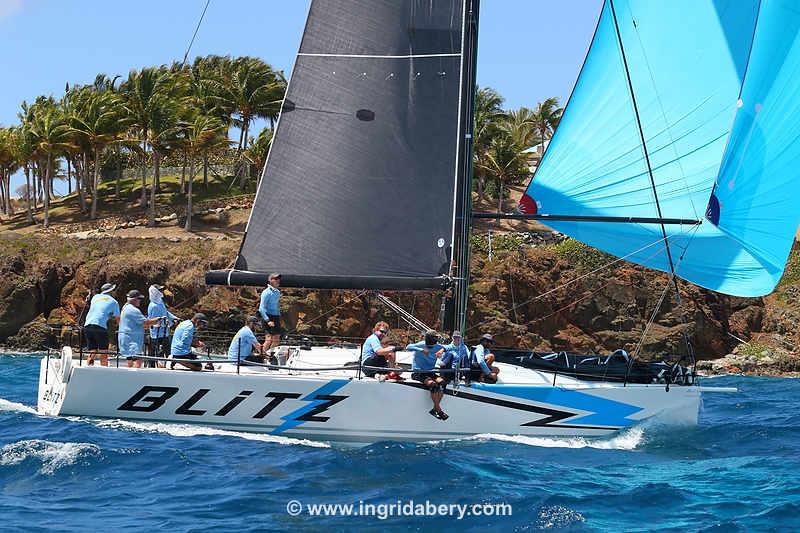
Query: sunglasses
378 330 388 334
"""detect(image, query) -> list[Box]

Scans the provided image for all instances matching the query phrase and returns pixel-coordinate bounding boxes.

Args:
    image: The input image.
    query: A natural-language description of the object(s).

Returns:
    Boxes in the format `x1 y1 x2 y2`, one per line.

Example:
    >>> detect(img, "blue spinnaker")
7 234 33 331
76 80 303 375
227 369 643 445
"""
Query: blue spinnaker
709 0 800 294
522 0 776 296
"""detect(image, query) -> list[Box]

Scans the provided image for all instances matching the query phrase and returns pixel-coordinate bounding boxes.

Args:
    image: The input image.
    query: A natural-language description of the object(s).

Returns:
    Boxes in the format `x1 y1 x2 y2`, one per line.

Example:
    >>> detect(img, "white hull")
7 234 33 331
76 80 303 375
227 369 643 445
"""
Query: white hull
38 347 733 444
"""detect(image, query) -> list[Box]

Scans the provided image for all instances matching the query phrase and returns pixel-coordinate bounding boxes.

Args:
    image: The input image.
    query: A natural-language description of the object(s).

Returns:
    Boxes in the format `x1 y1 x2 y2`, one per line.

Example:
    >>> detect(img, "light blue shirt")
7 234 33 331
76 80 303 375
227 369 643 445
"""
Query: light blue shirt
259 286 281 318
440 342 469 369
406 341 445 371
471 344 492 375
118 303 145 356
227 326 258 362
171 320 196 356
361 333 383 363
147 301 177 339
84 294 120 328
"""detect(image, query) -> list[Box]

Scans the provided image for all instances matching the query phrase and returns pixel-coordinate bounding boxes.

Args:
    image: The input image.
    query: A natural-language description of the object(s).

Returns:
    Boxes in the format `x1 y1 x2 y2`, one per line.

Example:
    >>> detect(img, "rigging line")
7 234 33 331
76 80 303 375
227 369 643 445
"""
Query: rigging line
632 272 674 361
515 238 671 353
463 232 679 335
181 0 211 68
625 2 699 220
609 0 677 278
283 290 369 335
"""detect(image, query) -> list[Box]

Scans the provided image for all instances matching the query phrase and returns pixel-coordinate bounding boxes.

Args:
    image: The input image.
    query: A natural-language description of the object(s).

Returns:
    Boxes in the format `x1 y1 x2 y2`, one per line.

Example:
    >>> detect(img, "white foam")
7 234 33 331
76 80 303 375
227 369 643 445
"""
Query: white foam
93 419 330 448
0 439 100 475
0 398 37 415
470 426 645 450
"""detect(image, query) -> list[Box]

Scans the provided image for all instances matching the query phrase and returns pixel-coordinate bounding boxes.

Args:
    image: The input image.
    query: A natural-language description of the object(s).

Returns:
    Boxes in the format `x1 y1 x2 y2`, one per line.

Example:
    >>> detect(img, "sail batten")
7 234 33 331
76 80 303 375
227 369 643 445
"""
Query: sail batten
212 0 471 291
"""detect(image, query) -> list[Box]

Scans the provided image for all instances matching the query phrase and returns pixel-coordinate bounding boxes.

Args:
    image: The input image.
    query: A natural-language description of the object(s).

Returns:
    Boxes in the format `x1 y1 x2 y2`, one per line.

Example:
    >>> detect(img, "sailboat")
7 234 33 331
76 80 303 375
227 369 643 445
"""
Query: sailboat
38 0 800 444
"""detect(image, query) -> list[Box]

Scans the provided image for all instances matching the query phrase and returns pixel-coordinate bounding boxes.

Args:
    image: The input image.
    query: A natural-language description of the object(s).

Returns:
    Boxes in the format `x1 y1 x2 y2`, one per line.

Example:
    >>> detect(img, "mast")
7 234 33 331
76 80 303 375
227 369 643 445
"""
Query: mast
446 0 480 334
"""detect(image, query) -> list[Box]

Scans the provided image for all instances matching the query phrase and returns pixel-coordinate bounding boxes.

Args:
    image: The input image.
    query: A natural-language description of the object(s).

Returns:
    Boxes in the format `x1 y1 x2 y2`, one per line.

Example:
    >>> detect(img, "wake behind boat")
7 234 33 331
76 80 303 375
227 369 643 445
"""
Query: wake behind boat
38 0 800 444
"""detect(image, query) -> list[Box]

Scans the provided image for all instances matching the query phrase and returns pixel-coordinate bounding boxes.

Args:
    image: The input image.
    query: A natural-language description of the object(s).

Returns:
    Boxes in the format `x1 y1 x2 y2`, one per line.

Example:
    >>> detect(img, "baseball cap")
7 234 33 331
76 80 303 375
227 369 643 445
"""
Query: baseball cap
479 333 494 343
100 283 116 294
246 315 260 324
268 272 281 281
193 312 209 325
126 289 144 300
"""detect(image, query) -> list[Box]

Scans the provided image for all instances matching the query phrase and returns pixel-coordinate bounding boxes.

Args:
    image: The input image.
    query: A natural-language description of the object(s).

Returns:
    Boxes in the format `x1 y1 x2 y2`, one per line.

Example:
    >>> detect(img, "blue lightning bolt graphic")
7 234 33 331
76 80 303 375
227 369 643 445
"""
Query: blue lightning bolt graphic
271 379 349 434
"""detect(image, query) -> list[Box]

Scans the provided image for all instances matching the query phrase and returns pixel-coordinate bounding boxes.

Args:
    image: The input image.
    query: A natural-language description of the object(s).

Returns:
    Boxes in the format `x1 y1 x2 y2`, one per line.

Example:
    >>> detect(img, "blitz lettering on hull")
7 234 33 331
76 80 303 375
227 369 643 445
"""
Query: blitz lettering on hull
117 380 350 434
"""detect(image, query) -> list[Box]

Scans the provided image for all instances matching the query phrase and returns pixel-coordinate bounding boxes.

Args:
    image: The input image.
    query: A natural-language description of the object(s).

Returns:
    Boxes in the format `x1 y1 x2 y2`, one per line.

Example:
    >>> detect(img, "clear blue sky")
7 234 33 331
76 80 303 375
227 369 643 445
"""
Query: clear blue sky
0 0 601 194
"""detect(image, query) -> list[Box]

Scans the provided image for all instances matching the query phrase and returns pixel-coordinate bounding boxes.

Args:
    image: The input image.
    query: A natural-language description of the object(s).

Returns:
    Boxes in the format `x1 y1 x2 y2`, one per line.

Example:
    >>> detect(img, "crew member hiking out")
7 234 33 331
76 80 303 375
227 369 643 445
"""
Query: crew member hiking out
361 321 401 381
118 289 164 368
407 330 448 420
259 273 282 352
170 313 208 371
83 283 120 366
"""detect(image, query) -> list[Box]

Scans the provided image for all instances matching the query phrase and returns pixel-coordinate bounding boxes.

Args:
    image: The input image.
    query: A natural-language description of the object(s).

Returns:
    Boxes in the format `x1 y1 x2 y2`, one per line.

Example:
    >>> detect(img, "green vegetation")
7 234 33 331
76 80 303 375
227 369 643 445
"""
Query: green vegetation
0 58 563 231
551 238 613 272
473 88 563 209
736 342 774 358
0 55 284 229
470 233 526 255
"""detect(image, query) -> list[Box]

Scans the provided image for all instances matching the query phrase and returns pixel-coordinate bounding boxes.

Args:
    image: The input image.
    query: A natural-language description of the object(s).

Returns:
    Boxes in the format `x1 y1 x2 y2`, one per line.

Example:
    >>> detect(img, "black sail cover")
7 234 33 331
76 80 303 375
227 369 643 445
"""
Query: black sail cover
207 0 468 290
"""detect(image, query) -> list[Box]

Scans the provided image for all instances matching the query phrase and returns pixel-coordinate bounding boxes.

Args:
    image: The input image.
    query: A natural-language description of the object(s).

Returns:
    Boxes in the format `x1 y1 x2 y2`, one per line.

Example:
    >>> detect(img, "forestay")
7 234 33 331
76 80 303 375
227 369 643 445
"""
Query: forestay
519 0 790 297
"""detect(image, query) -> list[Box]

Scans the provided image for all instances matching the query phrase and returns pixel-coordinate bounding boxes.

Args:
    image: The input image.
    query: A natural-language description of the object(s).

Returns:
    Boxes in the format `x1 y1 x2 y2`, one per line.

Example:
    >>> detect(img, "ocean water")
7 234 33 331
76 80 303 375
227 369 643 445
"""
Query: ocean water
1 353 799 532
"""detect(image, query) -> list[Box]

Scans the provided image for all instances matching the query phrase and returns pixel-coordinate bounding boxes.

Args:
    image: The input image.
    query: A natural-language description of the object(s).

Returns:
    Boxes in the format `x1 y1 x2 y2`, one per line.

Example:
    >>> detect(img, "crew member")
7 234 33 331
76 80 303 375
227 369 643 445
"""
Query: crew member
439 330 469 382
147 284 178 365
361 321 400 380
83 282 120 366
170 313 208 371
259 273 282 352
471 333 500 383
407 330 448 420
118 289 164 368
228 316 264 364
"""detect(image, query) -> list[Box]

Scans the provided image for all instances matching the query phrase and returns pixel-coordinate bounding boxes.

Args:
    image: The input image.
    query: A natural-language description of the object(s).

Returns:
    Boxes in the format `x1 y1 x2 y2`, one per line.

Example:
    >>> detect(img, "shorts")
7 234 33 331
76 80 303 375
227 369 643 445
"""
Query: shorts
172 353 198 361
362 354 389 377
469 364 485 382
243 354 265 364
412 372 438 383
263 315 283 335
84 325 109 351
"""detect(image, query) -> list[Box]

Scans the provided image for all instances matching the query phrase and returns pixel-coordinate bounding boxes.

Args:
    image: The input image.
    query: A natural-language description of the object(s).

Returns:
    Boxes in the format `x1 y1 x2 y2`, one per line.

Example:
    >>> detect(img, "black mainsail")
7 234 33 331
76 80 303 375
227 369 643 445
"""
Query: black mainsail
207 0 478 292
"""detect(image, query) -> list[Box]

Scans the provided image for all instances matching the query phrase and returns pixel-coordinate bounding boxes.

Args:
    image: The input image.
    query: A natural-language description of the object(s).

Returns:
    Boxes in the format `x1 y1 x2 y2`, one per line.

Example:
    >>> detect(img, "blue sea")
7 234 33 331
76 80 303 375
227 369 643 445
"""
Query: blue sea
1 353 799 532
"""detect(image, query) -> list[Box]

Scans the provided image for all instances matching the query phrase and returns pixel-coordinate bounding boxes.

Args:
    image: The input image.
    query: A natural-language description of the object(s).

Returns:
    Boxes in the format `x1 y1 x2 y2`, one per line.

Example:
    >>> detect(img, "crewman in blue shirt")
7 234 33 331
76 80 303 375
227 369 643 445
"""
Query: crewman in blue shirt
83 282 120 366
439 330 469 381
170 313 208 371
470 333 500 384
361 321 400 380
258 273 282 352
118 289 165 368
406 330 448 420
228 316 264 364
147 284 178 365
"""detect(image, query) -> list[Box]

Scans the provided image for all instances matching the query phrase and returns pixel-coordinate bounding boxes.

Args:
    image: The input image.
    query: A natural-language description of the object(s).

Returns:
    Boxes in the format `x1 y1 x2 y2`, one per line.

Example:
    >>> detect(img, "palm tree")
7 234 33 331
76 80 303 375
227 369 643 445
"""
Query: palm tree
68 88 130 219
530 97 563 155
180 114 228 231
474 130 530 213
0 127 18 216
473 87 507 204
243 127 272 184
121 67 172 208
504 107 537 150
27 101 74 227
146 92 182 226
205 56 285 188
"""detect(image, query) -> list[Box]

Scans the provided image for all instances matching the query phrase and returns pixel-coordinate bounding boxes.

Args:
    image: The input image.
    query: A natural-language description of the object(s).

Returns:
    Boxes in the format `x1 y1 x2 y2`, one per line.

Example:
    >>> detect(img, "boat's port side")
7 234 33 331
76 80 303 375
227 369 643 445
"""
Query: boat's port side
33 344 726 444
